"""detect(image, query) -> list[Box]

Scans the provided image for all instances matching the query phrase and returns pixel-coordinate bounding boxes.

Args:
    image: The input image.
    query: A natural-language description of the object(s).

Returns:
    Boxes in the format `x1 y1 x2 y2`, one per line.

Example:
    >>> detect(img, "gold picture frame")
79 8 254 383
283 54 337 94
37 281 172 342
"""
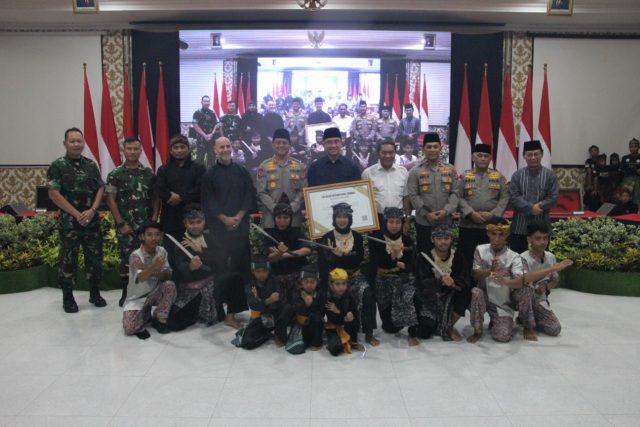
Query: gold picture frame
547 0 573 16
72 0 99 14
303 179 379 239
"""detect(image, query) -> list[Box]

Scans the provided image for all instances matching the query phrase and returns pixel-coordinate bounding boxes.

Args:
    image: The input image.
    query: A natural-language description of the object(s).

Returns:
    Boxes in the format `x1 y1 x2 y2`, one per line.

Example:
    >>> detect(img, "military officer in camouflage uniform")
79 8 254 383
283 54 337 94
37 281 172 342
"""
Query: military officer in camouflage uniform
256 129 307 228
457 143 509 265
407 132 459 254
219 100 242 142
374 105 398 142
105 136 159 306
47 127 106 313
350 100 376 150
192 95 218 166
285 97 307 147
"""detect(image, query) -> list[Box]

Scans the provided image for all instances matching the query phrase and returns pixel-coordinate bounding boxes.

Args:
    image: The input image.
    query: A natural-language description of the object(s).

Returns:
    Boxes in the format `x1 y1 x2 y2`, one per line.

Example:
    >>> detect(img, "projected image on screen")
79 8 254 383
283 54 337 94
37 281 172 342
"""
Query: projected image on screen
179 29 451 169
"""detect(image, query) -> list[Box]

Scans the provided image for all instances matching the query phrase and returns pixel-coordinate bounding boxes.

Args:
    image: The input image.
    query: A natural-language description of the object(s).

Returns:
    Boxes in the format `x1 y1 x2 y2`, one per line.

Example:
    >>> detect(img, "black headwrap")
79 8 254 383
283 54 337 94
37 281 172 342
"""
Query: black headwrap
332 202 353 234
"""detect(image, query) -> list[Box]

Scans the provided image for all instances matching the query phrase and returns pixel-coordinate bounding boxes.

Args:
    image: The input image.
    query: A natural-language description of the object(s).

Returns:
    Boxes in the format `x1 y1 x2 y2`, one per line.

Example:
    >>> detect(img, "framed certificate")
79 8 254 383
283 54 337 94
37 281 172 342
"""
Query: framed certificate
303 179 379 239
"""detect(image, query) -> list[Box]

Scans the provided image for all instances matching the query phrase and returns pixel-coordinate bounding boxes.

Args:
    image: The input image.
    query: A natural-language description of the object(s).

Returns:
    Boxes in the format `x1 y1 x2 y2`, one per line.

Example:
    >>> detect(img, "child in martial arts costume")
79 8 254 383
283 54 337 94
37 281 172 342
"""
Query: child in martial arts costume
317 202 379 346
289 265 325 352
173 204 217 325
265 203 311 304
234 255 293 350
325 268 365 356
468 218 536 343
367 207 418 346
520 221 573 336
414 224 472 344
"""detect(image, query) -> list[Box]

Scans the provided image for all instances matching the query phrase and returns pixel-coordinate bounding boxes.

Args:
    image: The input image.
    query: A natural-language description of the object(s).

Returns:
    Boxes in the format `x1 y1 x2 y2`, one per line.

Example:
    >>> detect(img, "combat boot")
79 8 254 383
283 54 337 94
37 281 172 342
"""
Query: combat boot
63 290 79 313
89 287 107 307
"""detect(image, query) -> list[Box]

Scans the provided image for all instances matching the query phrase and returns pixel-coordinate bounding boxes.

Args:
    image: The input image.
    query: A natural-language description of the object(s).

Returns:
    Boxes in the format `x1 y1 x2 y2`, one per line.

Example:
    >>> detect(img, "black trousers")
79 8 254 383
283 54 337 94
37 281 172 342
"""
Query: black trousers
408 292 437 339
214 273 248 317
326 321 359 356
379 305 403 334
302 313 324 348
415 223 434 256
457 227 489 268
508 233 528 254
358 286 377 335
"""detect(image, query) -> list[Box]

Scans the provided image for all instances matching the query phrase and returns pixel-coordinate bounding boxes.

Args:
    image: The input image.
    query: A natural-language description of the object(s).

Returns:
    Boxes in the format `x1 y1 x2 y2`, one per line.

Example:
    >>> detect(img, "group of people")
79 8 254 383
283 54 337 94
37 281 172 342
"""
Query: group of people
47 122 575 354
192 95 423 175
583 139 640 214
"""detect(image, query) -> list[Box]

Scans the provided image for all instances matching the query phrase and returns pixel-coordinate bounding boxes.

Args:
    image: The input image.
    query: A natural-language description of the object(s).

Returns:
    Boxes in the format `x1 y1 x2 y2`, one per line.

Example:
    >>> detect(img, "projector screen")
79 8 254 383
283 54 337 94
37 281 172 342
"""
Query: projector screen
533 38 640 165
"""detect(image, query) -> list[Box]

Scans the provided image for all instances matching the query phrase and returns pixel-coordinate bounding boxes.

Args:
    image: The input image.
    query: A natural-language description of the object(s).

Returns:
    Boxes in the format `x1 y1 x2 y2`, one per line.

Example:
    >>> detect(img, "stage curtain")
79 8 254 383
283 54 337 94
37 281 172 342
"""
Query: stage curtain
347 71 360 97
131 30 180 138
449 32 504 162
379 59 407 110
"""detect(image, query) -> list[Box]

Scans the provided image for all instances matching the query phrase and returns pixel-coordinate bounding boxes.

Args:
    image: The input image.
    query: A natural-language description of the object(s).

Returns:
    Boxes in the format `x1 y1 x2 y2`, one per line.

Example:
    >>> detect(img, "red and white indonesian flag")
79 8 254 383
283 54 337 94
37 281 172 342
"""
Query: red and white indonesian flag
537 65 552 169
82 66 100 165
454 65 472 172
496 66 518 181
392 75 401 121
475 65 494 168
99 67 121 180
155 63 169 171
137 64 154 169
518 67 534 168
420 74 429 132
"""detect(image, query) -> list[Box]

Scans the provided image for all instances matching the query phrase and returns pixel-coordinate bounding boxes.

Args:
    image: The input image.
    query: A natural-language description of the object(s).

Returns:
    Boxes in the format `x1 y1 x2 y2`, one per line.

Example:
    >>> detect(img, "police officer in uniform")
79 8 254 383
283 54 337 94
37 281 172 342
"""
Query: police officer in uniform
456 143 509 265
47 127 107 313
621 138 640 204
350 100 376 149
256 129 307 229
374 105 398 142
192 95 218 166
407 132 459 255
105 136 159 306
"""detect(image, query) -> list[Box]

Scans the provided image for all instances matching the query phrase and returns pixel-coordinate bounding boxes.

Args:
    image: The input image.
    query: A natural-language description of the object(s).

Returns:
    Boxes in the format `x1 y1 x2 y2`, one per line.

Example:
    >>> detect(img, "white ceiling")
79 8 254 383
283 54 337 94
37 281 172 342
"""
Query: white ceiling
1 0 640 33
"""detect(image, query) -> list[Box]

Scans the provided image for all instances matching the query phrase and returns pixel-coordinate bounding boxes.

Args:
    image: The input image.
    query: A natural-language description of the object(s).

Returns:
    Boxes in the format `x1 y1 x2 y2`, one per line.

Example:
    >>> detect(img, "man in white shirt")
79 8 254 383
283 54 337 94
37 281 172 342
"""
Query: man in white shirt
333 103 353 140
362 140 411 232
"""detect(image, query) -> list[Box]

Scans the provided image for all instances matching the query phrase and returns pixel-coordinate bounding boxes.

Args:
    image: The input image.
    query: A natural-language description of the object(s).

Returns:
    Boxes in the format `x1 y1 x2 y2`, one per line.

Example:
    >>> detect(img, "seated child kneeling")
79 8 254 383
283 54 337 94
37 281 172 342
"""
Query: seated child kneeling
325 268 365 356
122 221 177 340
234 255 293 350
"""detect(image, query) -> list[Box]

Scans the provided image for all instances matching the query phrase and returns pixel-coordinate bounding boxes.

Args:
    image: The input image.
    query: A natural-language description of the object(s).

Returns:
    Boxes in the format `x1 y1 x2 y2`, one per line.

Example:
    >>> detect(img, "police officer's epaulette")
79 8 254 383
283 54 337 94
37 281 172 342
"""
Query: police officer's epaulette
289 158 301 167
265 160 277 171
463 170 476 180
488 169 503 180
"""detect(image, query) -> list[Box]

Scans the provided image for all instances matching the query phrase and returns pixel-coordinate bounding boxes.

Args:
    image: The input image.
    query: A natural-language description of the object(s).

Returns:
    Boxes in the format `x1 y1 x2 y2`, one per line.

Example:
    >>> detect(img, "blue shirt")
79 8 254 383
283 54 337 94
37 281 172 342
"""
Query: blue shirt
307 155 361 187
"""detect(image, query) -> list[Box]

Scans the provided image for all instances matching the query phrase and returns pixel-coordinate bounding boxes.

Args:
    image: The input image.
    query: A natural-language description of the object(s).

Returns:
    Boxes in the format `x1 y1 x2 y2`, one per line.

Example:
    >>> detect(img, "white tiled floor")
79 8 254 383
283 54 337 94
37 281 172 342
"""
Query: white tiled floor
1 287 639 426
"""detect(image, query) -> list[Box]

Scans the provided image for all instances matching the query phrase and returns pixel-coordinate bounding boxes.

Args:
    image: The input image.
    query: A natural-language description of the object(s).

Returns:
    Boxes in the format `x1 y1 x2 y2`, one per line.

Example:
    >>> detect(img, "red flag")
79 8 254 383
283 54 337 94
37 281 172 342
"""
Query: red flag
237 74 246 116
245 73 252 107
384 75 390 107
518 66 533 168
454 64 472 172
99 66 120 180
496 66 518 181
476 64 494 148
122 65 134 139
213 73 221 118
420 74 429 131
155 63 169 171
137 64 154 169
392 75 401 121
364 81 369 99
538 64 552 168
220 78 228 114
82 65 100 164
403 75 410 108
413 76 420 113
232 77 236 104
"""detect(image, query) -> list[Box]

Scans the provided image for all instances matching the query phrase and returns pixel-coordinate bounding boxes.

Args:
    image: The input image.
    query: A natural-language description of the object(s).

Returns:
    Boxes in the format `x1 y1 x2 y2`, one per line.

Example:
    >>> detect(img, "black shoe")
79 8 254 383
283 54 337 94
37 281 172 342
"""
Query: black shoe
152 319 171 334
118 290 127 308
63 292 79 313
89 288 107 308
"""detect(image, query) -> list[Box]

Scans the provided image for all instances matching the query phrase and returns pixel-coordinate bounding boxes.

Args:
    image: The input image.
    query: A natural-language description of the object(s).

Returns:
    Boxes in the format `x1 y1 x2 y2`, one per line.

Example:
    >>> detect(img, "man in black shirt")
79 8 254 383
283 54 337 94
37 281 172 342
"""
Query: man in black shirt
201 137 257 328
307 97 332 125
307 127 361 186
621 138 640 204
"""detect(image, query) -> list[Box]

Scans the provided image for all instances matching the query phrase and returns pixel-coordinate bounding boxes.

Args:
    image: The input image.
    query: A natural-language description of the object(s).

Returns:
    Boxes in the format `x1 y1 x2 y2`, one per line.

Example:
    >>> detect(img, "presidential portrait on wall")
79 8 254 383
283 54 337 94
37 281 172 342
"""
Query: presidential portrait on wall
72 0 99 14
548 0 574 15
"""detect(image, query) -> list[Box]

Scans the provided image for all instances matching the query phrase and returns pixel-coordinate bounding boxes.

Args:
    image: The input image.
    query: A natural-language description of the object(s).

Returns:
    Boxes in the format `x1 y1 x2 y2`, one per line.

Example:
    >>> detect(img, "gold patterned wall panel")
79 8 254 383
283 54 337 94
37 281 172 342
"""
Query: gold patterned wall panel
102 30 131 148
0 167 48 210
223 59 236 103
553 166 586 190
507 32 533 147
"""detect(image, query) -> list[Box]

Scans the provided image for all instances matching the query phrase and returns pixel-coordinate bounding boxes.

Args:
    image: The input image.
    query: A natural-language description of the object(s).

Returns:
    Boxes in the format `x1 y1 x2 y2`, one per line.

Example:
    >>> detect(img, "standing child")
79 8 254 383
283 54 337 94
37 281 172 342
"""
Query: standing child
290 265 325 352
317 202 378 346
325 268 365 356
367 207 417 345
520 221 573 336
234 255 293 349
122 221 177 339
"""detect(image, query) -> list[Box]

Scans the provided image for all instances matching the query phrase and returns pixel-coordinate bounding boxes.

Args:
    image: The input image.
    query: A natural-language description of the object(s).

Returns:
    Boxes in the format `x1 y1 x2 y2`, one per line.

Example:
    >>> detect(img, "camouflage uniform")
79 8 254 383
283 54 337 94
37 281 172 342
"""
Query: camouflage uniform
351 113 376 148
105 164 156 279
47 155 104 292
192 108 218 165
285 110 307 145
219 114 242 141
